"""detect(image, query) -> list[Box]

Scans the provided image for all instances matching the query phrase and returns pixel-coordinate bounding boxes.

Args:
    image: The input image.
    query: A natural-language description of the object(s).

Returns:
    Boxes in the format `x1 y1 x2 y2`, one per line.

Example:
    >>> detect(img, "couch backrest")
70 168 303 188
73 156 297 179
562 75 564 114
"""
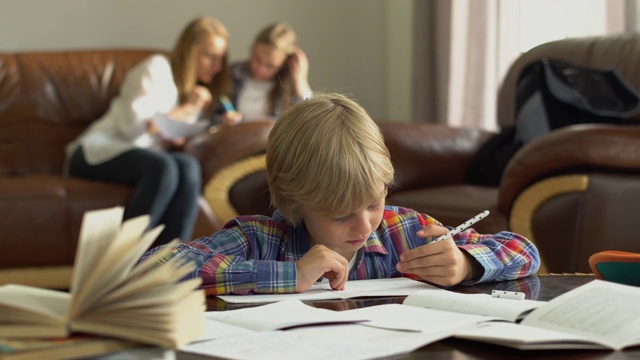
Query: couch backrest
0 49 159 176
497 33 640 128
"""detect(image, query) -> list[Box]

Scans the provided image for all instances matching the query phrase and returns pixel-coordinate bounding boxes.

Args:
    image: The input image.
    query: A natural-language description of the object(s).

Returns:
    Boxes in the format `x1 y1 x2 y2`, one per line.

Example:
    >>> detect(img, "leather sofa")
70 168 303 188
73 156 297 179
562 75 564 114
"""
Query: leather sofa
0 49 258 288
201 34 640 274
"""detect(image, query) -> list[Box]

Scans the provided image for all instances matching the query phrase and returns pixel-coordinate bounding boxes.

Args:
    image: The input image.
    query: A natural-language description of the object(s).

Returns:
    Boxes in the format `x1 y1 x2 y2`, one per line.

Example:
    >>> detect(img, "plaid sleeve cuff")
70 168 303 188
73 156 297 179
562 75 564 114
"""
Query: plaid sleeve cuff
458 244 505 285
255 260 297 294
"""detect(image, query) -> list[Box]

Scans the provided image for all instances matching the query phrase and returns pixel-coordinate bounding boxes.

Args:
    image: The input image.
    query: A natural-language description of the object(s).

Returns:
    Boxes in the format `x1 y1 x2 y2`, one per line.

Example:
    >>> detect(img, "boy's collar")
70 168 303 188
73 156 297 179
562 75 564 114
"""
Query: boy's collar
362 232 388 255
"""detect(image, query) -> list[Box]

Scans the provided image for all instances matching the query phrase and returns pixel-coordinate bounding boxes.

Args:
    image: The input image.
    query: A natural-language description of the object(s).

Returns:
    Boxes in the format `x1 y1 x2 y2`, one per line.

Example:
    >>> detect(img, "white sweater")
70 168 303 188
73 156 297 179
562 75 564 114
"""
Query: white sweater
65 54 200 165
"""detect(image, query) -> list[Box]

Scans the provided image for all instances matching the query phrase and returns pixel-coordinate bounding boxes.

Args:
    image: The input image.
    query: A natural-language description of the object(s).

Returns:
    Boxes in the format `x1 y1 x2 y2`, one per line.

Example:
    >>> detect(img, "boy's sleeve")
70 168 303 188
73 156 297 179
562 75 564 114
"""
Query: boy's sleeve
389 206 540 285
453 228 541 284
139 220 297 295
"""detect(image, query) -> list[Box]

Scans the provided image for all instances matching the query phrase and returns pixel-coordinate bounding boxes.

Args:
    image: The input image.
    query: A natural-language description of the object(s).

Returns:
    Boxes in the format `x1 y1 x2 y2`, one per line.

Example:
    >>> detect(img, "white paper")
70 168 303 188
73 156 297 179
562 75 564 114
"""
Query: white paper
217 277 437 304
179 331 405 360
150 113 209 139
288 303 494 355
403 288 545 322
347 303 494 332
204 299 369 331
187 318 253 343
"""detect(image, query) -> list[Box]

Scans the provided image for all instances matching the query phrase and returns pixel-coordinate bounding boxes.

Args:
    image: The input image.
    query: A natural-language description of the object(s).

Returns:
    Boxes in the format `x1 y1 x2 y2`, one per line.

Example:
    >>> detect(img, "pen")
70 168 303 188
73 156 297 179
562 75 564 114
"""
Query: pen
220 95 236 113
432 210 490 243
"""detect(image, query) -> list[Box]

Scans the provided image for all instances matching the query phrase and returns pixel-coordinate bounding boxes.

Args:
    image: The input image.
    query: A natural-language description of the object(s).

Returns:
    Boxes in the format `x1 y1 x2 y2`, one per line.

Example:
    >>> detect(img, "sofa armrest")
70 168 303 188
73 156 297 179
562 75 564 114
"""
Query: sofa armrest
377 122 495 191
499 124 640 214
184 121 275 183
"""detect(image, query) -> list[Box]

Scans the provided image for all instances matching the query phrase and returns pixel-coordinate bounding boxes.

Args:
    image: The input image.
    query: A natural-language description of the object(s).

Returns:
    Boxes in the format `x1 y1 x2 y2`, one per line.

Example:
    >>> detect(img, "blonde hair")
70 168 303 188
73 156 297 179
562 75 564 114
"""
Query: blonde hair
253 22 297 115
267 93 394 223
171 17 231 106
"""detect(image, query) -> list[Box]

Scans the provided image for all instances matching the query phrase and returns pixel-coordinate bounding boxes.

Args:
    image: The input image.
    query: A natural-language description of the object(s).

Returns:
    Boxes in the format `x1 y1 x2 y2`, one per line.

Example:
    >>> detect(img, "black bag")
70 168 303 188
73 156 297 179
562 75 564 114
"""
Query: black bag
514 58 640 143
466 126 522 186
467 59 640 186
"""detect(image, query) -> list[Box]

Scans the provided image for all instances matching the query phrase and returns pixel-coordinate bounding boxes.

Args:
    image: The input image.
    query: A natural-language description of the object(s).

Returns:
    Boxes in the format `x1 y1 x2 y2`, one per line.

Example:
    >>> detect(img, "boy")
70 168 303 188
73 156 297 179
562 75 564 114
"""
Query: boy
141 93 540 295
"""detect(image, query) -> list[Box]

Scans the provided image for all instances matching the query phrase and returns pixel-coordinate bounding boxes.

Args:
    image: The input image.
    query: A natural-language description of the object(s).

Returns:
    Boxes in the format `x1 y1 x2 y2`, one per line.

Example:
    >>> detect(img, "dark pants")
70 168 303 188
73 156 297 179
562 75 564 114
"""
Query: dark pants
68 146 201 246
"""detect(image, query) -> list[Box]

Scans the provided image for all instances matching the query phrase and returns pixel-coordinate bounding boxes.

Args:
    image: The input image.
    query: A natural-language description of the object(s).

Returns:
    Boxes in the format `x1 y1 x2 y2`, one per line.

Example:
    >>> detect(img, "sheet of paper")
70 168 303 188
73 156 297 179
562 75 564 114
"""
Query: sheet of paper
403 289 545 322
150 113 209 139
290 303 493 354
185 318 253 344
346 303 494 333
204 299 369 331
217 277 437 304
179 330 404 360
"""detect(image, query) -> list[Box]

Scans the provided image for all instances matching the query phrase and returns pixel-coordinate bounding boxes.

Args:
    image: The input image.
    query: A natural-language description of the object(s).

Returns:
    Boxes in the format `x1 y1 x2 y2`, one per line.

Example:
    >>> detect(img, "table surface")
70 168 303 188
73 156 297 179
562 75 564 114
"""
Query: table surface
185 274 639 360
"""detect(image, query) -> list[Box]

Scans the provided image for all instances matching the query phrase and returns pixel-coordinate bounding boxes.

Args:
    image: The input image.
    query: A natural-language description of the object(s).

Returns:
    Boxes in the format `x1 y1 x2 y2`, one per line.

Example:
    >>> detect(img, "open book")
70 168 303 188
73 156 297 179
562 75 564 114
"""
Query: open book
0 334 140 360
453 279 640 350
0 206 206 349
403 286 545 322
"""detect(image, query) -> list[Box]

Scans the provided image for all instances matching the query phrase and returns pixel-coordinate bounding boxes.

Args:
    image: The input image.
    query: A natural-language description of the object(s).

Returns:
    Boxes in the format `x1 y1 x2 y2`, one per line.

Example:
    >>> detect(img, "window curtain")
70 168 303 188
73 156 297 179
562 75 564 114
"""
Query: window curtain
412 0 635 131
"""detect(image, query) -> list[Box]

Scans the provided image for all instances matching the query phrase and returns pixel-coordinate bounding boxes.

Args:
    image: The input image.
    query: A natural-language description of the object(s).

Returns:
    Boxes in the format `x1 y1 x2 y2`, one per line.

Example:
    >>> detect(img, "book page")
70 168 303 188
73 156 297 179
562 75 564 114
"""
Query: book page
454 322 608 350
71 213 155 318
0 285 70 337
71 206 124 298
205 299 369 331
72 219 161 315
67 206 206 348
521 279 640 350
150 113 209 139
71 290 205 348
403 289 545 322
0 285 69 321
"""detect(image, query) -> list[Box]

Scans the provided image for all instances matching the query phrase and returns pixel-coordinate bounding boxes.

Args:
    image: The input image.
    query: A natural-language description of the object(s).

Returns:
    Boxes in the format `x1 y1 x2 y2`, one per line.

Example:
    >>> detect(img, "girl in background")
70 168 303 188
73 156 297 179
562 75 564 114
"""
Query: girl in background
66 17 234 246
230 22 312 121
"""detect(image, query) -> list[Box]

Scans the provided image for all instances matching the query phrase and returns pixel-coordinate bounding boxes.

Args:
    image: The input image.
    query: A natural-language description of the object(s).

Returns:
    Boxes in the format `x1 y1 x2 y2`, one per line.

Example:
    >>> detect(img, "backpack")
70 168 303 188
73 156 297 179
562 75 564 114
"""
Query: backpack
467 58 640 187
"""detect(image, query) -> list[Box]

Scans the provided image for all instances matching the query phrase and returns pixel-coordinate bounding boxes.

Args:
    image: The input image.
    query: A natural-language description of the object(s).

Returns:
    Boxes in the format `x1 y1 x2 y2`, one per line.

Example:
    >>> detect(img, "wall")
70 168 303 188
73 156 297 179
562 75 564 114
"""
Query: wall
0 0 414 122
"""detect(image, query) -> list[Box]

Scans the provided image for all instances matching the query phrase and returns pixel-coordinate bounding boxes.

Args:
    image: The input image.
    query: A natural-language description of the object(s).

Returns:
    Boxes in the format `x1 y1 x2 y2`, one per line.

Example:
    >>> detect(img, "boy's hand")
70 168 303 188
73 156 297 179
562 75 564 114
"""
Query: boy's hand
396 224 480 287
296 244 348 292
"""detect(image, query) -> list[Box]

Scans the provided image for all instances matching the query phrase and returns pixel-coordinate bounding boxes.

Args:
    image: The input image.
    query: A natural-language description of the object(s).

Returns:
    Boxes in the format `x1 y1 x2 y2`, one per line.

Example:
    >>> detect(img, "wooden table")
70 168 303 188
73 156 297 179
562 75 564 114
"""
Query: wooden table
186 274 639 359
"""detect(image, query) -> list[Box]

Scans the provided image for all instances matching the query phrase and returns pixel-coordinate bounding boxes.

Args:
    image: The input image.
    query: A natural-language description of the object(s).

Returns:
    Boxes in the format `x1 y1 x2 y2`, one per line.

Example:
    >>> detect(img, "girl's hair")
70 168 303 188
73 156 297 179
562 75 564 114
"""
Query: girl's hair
267 93 395 223
252 22 298 115
171 17 231 107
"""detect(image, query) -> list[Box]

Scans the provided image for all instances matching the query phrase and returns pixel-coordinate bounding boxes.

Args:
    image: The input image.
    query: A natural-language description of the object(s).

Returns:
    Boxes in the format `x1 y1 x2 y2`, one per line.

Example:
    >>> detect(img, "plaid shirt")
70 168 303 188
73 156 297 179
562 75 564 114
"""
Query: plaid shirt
141 206 540 295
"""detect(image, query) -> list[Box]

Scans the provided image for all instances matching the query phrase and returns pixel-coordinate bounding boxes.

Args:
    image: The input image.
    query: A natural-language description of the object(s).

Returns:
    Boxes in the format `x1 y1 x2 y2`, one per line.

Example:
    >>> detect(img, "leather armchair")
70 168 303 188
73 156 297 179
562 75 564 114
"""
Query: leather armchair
388 34 640 273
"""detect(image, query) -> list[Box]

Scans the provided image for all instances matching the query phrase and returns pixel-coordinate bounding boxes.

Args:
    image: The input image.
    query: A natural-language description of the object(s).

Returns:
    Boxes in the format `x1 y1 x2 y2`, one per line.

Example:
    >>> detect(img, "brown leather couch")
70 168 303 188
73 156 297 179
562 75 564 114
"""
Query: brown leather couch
0 49 252 288
201 34 640 274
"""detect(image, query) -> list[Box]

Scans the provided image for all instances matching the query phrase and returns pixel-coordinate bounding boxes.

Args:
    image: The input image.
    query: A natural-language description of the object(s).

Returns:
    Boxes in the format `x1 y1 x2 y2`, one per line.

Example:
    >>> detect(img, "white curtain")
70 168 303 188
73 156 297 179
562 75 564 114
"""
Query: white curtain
412 0 635 131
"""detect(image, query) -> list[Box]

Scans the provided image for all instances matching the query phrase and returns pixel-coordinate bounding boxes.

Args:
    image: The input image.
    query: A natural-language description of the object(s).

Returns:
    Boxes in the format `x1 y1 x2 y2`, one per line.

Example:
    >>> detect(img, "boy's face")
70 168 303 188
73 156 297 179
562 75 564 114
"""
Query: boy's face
301 196 386 261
